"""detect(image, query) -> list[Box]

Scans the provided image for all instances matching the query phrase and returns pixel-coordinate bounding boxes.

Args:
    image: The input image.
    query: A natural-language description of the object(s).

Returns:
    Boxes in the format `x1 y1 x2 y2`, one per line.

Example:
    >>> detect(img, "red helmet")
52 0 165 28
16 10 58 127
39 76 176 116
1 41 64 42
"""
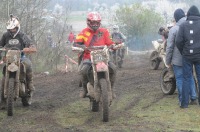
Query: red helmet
87 12 101 31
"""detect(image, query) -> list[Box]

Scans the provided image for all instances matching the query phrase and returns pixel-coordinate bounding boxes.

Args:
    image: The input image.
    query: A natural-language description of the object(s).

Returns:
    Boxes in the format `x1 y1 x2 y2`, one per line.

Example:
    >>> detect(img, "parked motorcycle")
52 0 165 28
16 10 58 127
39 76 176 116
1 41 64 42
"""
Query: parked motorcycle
150 39 167 70
73 44 123 122
0 47 35 116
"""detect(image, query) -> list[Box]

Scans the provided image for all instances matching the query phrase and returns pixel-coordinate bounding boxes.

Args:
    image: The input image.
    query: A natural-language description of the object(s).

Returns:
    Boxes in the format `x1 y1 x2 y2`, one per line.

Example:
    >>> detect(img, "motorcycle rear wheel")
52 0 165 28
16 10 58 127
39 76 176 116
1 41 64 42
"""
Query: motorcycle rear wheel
99 78 109 122
7 78 15 116
160 68 176 95
150 51 160 70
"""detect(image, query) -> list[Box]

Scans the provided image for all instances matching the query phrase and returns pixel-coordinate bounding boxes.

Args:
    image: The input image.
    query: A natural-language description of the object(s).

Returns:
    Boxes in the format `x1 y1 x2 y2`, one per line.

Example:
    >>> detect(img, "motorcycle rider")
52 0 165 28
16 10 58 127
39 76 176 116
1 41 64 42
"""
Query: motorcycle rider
0 15 37 109
111 25 126 68
158 26 174 79
73 12 118 98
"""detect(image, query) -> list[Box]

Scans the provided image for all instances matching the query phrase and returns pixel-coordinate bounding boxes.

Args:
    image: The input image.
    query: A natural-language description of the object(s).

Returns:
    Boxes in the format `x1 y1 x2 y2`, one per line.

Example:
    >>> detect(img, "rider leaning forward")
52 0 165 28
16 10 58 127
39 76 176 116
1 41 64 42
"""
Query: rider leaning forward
73 12 119 98
0 15 37 109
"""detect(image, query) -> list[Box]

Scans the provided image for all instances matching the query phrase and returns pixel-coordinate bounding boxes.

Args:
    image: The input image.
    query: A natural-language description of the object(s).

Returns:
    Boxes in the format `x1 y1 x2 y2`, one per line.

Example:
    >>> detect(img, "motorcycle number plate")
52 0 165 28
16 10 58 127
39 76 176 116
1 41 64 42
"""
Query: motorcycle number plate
8 63 19 72
96 62 108 72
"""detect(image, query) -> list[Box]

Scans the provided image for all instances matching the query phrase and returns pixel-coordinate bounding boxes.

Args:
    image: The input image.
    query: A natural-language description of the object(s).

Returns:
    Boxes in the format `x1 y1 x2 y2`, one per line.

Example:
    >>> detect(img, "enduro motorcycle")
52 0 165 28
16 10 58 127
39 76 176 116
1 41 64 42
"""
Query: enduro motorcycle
149 39 167 70
0 47 34 116
110 45 125 68
73 44 123 122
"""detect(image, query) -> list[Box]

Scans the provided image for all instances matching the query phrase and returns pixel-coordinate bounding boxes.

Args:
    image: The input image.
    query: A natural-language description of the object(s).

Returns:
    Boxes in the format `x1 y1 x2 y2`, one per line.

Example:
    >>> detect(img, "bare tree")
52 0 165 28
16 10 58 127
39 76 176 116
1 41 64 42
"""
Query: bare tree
0 0 72 73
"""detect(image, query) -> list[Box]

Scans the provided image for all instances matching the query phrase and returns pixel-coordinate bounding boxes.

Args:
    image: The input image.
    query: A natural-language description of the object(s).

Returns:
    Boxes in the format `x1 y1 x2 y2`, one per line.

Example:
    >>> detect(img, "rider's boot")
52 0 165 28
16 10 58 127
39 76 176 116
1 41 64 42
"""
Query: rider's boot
26 72 35 105
79 84 87 98
0 77 6 109
110 73 117 99
109 62 117 99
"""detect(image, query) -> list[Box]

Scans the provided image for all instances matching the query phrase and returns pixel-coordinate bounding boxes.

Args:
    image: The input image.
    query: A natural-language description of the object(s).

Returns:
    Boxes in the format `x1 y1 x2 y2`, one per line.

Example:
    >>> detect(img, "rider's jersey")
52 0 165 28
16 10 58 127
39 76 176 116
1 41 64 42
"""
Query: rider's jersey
74 27 114 60
0 31 31 50
111 32 126 44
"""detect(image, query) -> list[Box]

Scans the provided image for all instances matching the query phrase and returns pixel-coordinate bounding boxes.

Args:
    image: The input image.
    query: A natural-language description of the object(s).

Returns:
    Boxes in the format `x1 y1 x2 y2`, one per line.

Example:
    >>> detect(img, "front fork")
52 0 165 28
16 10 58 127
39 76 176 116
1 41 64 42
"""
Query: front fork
3 64 20 99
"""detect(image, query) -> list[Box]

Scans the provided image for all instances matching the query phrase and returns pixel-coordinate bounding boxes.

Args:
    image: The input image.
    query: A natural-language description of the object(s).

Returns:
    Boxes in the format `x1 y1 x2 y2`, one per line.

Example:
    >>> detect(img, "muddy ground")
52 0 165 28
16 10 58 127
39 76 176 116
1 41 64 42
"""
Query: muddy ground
0 53 199 132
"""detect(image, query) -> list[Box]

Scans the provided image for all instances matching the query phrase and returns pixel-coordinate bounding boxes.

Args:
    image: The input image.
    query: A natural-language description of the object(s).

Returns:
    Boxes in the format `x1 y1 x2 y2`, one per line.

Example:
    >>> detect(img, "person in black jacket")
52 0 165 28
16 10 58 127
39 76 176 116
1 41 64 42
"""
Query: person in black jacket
176 5 200 108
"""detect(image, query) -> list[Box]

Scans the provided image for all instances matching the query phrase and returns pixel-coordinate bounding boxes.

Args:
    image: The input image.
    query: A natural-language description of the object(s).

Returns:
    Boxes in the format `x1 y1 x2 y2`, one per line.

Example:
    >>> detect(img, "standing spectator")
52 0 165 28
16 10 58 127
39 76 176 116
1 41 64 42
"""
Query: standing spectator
176 5 200 108
166 8 197 106
68 32 75 44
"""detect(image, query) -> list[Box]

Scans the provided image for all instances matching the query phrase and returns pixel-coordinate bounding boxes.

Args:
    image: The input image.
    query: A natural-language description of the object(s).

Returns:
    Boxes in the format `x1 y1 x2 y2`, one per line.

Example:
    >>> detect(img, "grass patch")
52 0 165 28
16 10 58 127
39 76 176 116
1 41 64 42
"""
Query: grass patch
128 96 200 131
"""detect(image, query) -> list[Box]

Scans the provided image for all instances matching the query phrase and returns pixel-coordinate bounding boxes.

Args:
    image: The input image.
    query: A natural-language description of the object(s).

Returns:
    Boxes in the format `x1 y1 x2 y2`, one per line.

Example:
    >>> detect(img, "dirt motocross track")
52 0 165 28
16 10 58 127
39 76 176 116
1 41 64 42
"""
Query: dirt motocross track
0 53 197 132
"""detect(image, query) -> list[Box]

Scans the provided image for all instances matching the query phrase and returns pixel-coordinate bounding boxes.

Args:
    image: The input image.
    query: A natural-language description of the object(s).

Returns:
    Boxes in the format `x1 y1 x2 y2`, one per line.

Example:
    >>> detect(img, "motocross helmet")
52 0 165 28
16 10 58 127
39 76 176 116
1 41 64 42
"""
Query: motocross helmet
6 14 20 38
87 12 101 31
113 25 119 33
158 27 165 35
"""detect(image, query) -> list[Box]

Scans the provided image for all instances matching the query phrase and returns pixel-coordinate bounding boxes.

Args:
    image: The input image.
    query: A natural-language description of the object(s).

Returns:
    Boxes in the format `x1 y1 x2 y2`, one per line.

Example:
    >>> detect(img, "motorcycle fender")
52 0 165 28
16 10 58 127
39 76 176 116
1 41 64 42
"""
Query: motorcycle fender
152 41 160 51
7 63 18 72
96 62 108 72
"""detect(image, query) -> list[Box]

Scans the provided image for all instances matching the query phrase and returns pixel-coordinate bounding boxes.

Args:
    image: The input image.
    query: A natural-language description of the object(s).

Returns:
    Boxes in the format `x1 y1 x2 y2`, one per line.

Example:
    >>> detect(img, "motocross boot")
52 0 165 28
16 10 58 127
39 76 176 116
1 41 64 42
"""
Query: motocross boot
79 84 87 98
0 77 6 109
79 63 90 98
26 72 35 104
109 62 117 99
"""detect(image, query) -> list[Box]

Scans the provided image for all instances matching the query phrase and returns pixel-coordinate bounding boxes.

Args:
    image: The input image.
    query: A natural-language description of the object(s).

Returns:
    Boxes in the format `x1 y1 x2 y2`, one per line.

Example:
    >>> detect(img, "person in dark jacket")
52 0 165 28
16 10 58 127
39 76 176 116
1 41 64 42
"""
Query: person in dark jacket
176 5 200 108
166 8 197 106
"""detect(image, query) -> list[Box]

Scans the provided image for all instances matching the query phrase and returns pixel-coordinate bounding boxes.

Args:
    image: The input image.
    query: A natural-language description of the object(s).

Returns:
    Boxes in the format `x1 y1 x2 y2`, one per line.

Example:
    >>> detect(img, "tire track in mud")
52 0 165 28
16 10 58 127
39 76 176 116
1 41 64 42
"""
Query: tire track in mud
30 72 80 111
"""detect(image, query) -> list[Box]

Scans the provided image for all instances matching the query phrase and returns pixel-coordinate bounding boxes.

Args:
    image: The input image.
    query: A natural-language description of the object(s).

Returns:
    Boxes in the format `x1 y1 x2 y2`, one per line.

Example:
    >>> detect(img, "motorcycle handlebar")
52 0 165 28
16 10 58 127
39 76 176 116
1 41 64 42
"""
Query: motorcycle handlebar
0 47 37 53
72 43 124 52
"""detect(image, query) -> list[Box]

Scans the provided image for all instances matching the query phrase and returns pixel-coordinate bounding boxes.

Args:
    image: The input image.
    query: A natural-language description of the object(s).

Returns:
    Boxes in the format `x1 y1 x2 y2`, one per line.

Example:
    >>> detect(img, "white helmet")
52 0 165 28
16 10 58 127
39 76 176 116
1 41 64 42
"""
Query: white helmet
6 15 20 38
113 25 119 32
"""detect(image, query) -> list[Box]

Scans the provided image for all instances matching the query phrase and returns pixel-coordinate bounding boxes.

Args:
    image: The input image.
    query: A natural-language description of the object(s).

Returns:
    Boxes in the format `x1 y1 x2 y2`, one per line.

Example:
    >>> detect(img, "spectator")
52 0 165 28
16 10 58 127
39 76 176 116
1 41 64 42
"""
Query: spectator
166 8 197 106
176 5 200 108
68 32 75 44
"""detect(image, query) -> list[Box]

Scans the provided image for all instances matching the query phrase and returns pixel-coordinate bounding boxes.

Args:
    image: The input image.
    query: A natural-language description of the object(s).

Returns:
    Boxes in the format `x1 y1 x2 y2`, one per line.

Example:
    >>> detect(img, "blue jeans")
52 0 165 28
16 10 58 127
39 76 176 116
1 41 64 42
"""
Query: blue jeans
173 65 196 105
181 57 200 107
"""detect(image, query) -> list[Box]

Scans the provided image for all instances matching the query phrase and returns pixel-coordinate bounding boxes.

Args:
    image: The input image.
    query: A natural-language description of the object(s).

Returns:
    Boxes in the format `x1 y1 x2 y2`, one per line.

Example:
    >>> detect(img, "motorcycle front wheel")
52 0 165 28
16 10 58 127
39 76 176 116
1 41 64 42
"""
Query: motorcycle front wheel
160 68 176 95
7 78 15 116
150 51 160 70
99 78 109 122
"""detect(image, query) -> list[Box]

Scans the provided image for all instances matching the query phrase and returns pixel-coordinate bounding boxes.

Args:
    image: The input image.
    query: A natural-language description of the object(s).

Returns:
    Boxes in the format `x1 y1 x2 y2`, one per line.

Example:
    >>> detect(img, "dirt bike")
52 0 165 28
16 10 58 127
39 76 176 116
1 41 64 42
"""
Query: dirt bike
72 44 123 122
110 45 125 68
150 39 167 70
0 47 35 116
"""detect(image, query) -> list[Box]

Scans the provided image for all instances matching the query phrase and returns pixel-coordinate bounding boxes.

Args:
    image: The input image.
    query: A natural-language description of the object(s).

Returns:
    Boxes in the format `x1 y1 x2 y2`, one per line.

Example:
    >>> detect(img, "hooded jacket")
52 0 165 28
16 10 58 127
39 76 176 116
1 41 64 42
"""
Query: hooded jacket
176 5 200 62
166 8 185 66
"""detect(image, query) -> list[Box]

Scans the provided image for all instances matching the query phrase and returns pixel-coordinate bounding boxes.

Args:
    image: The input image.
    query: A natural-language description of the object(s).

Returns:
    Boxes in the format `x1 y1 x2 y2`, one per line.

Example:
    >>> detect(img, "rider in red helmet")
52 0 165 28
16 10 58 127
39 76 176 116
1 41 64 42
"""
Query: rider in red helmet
73 12 117 98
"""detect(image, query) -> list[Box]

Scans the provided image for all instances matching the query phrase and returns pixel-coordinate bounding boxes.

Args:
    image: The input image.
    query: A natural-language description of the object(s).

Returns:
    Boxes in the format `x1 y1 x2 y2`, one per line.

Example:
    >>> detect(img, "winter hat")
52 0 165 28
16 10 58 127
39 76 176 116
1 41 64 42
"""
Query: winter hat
187 5 200 17
174 8 185 22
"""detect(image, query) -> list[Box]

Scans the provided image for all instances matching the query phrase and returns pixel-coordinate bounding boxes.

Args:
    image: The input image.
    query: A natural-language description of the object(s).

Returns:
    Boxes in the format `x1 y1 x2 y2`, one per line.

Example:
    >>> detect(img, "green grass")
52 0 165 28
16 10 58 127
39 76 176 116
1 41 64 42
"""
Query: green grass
54 91 200 131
